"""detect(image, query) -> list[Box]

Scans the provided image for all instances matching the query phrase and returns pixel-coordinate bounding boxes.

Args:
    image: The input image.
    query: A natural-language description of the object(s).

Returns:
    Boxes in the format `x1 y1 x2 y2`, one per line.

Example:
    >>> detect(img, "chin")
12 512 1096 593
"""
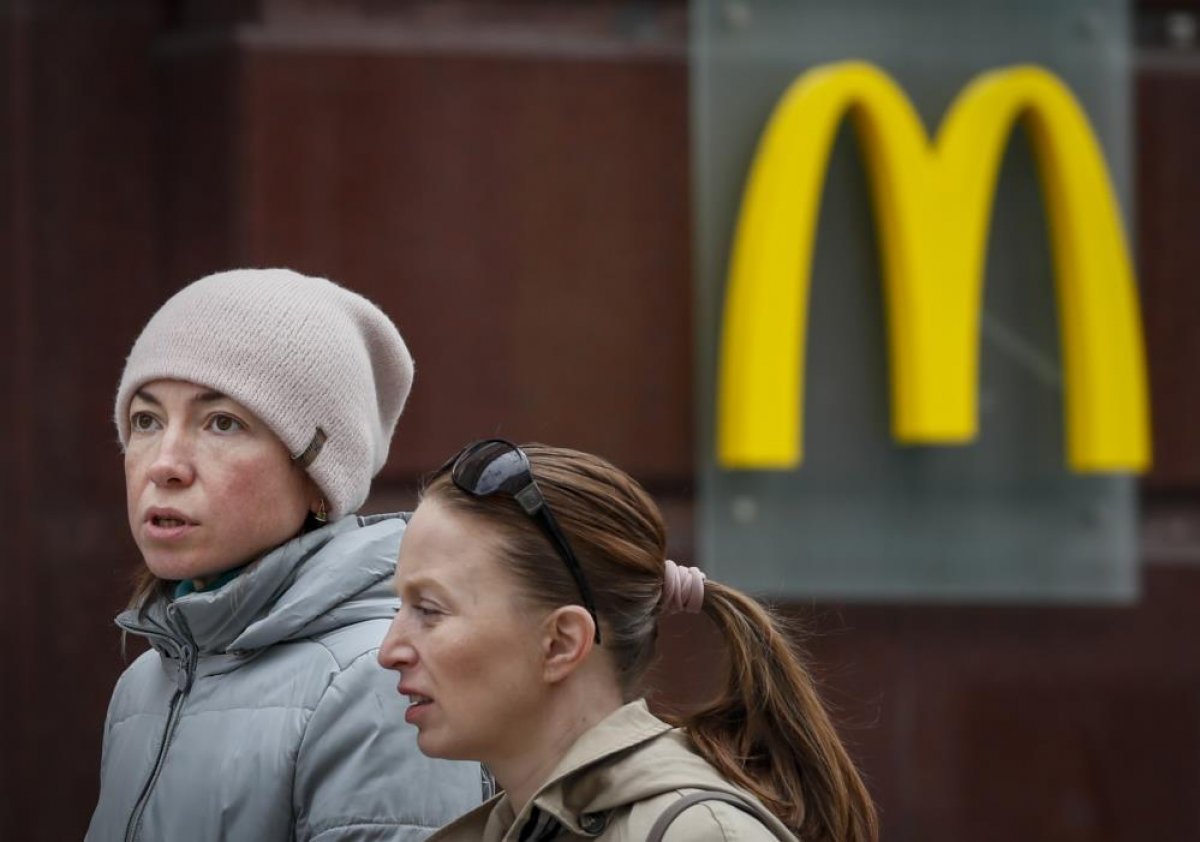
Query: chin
416 732 471 762
141 552 227 584
416 733 448 758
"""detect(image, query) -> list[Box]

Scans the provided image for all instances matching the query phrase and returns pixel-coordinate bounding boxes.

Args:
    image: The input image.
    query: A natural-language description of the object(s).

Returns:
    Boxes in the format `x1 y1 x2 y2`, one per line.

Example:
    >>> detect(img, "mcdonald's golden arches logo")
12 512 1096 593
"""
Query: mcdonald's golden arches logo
716 62 1150 474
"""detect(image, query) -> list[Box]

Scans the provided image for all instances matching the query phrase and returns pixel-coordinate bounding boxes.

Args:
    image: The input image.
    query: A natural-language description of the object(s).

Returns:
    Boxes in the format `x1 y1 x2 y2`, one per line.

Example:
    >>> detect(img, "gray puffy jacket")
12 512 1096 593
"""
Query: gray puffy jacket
86 513 484 842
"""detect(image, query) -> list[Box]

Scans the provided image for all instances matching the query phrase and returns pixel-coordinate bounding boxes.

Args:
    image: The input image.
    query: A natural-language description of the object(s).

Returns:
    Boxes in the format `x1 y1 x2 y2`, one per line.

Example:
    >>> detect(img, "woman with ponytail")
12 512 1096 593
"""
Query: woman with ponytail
378 440 878 841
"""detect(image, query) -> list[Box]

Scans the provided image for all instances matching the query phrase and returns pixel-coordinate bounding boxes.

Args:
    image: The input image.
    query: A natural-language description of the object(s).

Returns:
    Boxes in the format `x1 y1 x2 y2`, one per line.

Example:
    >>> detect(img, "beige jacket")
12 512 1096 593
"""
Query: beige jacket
428 700 798 841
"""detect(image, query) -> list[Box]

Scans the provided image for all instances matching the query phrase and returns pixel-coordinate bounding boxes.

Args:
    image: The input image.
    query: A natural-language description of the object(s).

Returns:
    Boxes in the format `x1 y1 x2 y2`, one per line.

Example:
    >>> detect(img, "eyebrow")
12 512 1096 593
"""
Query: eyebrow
134 387 229 407
398 574 452 600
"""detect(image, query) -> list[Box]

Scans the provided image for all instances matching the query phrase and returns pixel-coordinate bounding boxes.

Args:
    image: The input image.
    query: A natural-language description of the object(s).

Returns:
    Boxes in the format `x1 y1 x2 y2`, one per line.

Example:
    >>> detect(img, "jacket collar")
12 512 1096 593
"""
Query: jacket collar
543 699 675 782
116 513 404 664
440 700 735 840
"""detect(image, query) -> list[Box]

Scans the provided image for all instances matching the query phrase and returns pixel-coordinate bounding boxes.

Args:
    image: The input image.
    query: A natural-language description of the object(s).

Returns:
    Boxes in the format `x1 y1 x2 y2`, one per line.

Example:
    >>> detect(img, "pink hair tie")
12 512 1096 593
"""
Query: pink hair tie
662 559 707 614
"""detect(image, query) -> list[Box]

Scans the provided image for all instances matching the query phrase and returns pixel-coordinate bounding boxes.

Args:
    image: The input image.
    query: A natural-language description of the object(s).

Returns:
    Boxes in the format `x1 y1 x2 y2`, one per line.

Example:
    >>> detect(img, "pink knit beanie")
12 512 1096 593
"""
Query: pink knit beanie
114 268 413 519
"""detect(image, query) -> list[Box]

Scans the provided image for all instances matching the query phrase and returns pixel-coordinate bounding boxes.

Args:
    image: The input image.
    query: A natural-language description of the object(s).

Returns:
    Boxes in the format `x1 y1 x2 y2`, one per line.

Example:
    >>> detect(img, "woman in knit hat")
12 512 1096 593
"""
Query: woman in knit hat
378 440 878 842
86 268 484 842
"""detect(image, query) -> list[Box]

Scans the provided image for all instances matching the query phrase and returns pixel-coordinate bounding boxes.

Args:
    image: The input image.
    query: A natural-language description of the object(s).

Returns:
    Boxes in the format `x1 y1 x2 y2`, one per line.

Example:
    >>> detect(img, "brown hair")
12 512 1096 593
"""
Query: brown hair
127 567 163 612
424 443 878 842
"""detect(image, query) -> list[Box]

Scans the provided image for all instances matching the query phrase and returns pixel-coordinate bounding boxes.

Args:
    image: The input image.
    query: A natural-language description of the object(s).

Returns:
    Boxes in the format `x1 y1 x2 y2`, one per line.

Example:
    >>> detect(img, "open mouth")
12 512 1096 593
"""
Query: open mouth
145 510 196 535
407 694 433 707
151 515 189 528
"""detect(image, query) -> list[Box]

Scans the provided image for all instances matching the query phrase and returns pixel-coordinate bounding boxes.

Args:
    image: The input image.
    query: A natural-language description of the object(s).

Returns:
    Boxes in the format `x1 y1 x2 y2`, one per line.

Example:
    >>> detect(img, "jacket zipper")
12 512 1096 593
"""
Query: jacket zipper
123 653 193 842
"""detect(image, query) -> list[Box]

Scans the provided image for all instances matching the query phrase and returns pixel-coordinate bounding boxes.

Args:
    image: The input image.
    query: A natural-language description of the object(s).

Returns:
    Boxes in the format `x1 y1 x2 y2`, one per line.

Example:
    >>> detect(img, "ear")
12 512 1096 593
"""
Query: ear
540 605 597 684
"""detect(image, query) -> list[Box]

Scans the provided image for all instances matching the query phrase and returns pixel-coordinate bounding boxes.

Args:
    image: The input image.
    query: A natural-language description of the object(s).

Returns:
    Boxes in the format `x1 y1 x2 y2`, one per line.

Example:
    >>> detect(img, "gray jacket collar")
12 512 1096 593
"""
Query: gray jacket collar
116 514 404 685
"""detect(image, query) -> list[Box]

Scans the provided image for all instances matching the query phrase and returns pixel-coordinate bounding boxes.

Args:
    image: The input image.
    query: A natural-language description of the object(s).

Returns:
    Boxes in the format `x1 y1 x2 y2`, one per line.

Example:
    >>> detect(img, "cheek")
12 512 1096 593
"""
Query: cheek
442 621 543 697
123 444 148 487
210 450 309 518
124 449 148 520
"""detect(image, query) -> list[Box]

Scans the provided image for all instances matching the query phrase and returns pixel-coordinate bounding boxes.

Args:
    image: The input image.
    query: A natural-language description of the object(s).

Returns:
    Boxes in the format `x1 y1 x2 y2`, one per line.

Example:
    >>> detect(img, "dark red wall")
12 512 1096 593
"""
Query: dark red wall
2 2 1198 839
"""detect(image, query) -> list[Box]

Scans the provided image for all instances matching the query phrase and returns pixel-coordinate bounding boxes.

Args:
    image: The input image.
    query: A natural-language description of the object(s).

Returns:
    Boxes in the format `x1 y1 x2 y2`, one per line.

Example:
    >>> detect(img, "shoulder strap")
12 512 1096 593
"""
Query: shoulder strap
645 789 793 841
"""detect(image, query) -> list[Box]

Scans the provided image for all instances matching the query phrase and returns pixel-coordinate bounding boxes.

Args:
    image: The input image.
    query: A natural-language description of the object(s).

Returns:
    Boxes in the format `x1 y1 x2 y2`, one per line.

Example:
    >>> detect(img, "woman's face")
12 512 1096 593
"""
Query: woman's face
378 497 550 765
124 379 316 584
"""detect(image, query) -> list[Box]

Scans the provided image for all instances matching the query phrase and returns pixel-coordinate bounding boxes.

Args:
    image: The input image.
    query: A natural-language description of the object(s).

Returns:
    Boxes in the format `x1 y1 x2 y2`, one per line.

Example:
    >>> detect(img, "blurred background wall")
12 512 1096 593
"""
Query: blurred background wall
1 1 1198 839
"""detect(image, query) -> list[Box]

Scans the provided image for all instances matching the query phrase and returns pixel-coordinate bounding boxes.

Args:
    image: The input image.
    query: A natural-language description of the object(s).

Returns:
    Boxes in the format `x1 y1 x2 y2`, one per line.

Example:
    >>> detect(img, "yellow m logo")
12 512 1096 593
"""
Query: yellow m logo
717 62 1150 473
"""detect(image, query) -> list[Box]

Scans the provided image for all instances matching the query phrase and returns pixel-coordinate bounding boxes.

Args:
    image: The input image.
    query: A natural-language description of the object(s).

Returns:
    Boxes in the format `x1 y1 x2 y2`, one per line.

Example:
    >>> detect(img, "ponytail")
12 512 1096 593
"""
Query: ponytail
670 582 878 842
423 444 878 839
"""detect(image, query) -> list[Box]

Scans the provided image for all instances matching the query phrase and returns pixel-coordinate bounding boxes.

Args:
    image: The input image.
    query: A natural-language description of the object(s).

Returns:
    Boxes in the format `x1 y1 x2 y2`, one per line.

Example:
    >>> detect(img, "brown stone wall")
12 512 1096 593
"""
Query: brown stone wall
1138 53 1200 489
0 2 167 835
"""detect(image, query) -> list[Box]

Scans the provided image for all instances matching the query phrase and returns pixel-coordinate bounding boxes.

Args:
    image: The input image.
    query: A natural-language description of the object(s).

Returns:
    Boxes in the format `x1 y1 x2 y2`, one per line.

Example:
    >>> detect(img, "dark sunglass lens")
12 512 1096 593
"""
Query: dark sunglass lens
454 441 530 496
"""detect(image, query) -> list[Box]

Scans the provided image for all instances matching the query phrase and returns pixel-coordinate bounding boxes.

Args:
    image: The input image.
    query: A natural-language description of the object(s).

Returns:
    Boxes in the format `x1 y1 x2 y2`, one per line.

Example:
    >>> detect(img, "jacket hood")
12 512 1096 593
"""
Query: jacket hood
116 514 403 665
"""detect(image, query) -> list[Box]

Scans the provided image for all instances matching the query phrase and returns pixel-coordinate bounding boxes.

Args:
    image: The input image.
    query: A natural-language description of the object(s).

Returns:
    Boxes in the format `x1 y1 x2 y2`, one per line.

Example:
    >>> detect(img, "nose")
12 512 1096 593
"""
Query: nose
378 609 416 671
146 427 196 488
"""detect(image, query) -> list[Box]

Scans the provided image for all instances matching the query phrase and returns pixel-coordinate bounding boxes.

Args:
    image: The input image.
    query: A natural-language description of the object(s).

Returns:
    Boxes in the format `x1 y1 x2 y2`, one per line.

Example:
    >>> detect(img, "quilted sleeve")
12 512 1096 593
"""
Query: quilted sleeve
293 651 483 842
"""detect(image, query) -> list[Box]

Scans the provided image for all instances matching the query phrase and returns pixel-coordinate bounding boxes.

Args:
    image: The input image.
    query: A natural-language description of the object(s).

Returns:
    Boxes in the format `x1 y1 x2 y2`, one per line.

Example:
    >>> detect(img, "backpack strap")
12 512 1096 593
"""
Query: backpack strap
645 789 792 841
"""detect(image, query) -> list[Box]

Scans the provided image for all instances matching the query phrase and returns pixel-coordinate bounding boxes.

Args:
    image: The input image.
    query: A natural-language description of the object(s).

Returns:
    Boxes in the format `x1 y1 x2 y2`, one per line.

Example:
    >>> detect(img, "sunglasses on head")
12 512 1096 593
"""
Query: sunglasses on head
443 439 601 644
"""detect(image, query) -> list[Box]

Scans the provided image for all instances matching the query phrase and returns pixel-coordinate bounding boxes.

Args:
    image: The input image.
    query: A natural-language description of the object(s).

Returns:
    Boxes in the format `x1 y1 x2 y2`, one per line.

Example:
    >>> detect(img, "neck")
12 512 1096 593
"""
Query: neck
489 675 624 814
